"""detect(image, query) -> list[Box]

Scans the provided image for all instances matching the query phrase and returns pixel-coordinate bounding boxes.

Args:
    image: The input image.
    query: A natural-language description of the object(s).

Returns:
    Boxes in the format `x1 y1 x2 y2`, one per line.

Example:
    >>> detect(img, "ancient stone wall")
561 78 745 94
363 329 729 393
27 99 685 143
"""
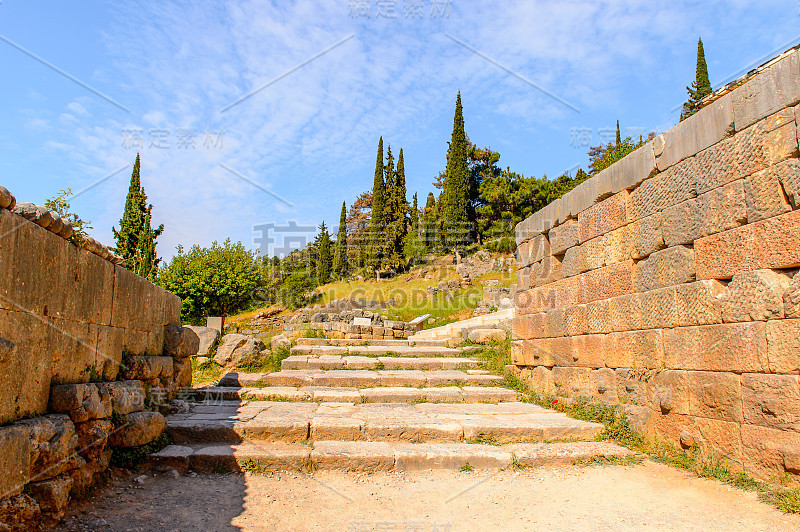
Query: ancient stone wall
512 46 800 480
0 192 197 527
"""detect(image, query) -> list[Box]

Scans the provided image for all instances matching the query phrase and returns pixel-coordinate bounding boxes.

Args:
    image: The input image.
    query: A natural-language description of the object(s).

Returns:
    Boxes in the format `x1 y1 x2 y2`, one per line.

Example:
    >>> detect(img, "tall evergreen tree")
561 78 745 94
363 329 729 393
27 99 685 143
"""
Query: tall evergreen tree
381 146 399 269
439 92 471 249
681 37 713 121
315 222 332 284
385 147 409 269
422 192 436 248
333 201 348 278
369 137 385 271
409 192 419 236
112 153 163 278
614 120 622 157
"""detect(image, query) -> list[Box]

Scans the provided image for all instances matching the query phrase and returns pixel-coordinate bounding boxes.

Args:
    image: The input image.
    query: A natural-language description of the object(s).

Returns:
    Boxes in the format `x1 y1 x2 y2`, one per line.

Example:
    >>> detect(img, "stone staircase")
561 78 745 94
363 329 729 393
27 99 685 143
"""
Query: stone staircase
151 337 628 472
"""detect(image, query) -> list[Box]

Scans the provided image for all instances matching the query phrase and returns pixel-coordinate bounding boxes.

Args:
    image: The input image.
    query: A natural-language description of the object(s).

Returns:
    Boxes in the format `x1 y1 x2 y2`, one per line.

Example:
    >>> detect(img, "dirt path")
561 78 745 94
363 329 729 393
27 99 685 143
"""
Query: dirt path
57 460 798 531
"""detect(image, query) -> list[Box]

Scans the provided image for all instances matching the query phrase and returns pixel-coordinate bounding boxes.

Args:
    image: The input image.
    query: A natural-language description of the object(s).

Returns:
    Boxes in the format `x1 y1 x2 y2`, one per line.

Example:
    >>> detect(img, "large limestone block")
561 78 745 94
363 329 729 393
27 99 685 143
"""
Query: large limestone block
664 323 768 372
628 156 698 221
174 358 192 388
563 304 588 336
602 226 631 266
0 309 54 423
685 416 744 467
0 425 31 499
588 368 617 402
628 214 665 260
695 210 800 280
744 160 795 223
695 110 799 195
548 219 580 255
741 423 800 479
530 253 563 287
525 366 555 394
688 371 743 423
606 141 658 192
633 246 695 293
586 298 612 334
648 370 689 416
640 286 678 329
164 325 201 359
614 369 650 407
95 325 124 381
719 269 791 322
609 293 642 332
511 313 547 340
604 330 664 369
517 234 550 268
581 237 605 271
578 190 628 243
72 248 114 325
184 325 219 356
28 475 73 518
74 418 113 461
766 319 800 374
48 383 112 423
16 414 79 482
545 308 565 338
561 245 587 277
741 373 800 431
656 93 735 170
571 335 606 368
580 260 634 304
213 334 266 367
675 280 725 326
661 180 746 247
111 265 158 330
0 185 15 209
522 339 557 367
517 266 531 291
552 366 592 397
108 411 166 447
467 328 506 344
97 380 145 415
732 50 800 132
785 271 800 319
122 355 174 380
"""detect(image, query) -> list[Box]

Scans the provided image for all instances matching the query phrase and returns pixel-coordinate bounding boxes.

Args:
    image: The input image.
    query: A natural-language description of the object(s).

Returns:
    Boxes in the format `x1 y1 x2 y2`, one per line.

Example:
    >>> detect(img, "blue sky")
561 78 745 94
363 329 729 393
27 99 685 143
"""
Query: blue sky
2 0 799 259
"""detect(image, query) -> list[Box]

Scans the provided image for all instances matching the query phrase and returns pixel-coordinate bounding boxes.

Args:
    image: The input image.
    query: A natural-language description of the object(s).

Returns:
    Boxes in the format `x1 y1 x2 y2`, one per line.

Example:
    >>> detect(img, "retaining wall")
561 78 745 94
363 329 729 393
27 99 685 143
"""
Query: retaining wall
512 46 800 480
0 193 197 527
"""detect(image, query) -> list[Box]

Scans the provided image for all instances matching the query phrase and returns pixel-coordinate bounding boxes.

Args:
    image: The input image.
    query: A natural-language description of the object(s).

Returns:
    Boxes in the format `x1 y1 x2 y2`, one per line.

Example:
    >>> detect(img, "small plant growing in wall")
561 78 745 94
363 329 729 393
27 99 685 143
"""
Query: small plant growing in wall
44 188 93 246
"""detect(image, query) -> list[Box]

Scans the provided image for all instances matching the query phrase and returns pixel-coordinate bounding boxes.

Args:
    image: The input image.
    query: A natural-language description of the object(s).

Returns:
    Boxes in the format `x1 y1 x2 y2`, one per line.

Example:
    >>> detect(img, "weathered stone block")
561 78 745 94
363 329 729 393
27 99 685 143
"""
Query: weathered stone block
72 248 114 325
732 50 800 131
656 93 734 170
744 161 794 223
526 339 557 367
719 269 791 322
605 330 664 369
742 373 800 431
580 237 604 271
571 334 606 368
640 286 678 329
627 213 665 260
28 475 73 518
511 313 547 340
628 157 698 221
741 423 800 479
586 298 612 334
602 226 631 266
74 419 113 461
122 355 174 380
607 141 658 192
552 366 592 396
174 358 192 388
0 425 31 499
688 371 743 423
545 308 564 338
164 325 201 359
696 210 800 280
615 369 649 407
548 219 581 255
17 414 79 481
687 416 743 466
580 260 634 304
664 323 768 372
633 246 695 292
579 190 628 243
530 253 563 287
563 304 588 336
661 180 746 247
766 318 800 374
517 266 531 291
695 111 799 195
609 293 642 332
525 366 555 394
108 411 166 447
95 325 123 381
675 280 725 326
648 370 689 415
49 383 112 423
589 368 618 402
785 271 800 319
561 245 587 277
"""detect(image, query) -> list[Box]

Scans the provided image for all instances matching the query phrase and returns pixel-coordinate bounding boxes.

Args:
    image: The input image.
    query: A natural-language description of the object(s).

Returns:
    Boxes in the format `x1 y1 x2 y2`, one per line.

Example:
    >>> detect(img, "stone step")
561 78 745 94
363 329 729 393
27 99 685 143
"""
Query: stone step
217 369 503 388
289 345 471 358
282 355 480 371
296 338 450 348
184 385 518 404
151 440 630 473
165 401 603 445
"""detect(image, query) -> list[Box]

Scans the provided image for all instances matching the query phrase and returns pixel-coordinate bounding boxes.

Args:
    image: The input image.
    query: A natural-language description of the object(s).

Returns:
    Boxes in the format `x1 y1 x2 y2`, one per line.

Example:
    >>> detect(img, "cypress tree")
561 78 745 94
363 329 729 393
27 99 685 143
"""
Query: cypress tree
681 37 713 121
409 192 419 236
316 221 332 284
385 147 409 269
614 120 622 157
382 146 397 269
422 192 436 249
333 201 348 278
369 137 385 271
112 153 163 276
440 92 470 249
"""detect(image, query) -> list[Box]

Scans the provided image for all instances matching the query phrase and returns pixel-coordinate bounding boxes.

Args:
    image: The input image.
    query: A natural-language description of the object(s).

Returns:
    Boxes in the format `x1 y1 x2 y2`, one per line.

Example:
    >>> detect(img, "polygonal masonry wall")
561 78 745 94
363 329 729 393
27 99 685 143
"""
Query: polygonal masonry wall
513 46 800 481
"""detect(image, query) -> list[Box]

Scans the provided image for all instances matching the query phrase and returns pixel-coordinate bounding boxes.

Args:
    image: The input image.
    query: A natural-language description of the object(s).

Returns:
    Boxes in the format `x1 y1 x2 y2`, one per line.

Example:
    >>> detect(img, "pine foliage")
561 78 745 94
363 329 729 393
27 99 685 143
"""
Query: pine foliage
681 37 713 121
439 92 471 249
